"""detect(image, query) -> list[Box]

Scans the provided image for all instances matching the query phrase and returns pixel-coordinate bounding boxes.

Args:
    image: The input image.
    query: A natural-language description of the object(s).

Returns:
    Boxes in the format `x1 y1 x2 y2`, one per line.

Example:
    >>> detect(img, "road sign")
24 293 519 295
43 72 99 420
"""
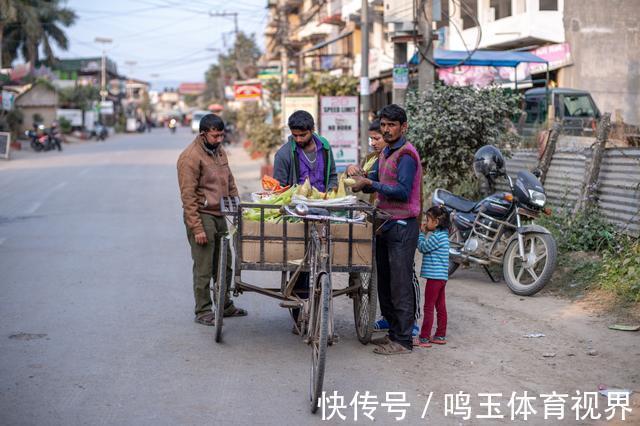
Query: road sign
233 82 262 101
99 100 114 114
320 96 359 170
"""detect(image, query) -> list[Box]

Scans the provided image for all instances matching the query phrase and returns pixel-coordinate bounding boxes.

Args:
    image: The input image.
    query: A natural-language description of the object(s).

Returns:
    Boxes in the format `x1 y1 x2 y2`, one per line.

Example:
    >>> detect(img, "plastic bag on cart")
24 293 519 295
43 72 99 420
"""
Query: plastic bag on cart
291 194 358 207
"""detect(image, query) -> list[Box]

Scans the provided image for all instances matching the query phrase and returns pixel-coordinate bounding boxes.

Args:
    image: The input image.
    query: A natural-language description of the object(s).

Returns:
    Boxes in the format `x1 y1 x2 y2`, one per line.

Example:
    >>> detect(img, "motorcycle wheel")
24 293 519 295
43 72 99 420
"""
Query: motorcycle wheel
503 233 557 296
448 223 462 276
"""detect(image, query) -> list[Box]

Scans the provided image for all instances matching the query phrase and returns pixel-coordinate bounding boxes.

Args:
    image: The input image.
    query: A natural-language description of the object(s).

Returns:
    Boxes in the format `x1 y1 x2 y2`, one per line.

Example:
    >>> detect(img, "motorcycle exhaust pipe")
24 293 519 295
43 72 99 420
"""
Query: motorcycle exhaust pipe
449 247 492 266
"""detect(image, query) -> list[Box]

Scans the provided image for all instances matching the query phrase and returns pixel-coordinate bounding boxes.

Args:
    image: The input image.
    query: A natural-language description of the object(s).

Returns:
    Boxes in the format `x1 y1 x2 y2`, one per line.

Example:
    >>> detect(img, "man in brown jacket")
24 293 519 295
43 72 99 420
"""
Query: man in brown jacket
177 113 247 325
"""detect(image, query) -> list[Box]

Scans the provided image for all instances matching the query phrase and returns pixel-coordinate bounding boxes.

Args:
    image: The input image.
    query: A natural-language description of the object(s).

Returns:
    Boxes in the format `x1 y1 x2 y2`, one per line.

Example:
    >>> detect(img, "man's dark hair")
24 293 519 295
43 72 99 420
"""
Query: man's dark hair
368 119 381 132
199 113 225 132
288 110 315 131
379 104 407 124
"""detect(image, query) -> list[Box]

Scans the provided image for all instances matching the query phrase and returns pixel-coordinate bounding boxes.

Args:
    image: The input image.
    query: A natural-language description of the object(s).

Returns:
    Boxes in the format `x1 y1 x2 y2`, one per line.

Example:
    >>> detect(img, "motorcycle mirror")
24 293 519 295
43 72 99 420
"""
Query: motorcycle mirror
531 168 542 178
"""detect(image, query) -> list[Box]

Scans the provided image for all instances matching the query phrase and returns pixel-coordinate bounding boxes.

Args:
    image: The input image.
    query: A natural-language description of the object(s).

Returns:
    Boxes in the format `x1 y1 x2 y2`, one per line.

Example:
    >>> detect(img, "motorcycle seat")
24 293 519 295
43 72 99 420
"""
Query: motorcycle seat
432 189 477 213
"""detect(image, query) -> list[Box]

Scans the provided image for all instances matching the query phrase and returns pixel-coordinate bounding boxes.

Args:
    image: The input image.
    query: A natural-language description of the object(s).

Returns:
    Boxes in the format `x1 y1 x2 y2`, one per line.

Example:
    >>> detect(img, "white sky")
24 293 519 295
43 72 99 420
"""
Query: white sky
55 0 268 89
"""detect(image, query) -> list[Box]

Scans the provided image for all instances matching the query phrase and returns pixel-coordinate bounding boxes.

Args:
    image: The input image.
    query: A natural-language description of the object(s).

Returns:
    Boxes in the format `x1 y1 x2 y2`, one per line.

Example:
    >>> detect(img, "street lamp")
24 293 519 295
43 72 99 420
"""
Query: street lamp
95 37 113 102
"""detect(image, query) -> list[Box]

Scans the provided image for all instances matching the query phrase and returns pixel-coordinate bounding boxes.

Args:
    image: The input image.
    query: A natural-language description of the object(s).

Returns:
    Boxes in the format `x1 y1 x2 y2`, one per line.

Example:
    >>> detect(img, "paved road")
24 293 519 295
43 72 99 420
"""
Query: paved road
1 129 638 425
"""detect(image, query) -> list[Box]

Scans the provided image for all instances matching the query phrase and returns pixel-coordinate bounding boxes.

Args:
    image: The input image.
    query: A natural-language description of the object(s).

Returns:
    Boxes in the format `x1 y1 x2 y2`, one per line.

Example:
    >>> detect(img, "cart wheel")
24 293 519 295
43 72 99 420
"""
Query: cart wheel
353 266 378 344
214 236 228 343
310 272 330 414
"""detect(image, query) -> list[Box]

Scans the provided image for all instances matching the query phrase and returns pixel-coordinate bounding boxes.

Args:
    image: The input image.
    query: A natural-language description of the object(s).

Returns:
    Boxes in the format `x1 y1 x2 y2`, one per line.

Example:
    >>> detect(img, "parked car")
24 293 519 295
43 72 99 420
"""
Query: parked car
190 110 210 133
520 88 601 137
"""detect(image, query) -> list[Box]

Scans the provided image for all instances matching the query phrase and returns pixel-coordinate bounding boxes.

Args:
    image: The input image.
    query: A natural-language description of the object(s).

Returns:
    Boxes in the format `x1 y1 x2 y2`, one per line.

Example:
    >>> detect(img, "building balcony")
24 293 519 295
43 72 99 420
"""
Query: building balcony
451 9 565 50
297 21 335 40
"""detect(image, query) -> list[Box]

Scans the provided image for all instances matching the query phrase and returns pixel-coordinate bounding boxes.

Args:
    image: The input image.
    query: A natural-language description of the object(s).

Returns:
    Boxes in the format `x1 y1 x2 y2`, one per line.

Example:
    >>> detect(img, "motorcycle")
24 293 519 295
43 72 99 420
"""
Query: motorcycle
25 124 55 152
432 145 558 296
91 123 108 141
168 118 177 134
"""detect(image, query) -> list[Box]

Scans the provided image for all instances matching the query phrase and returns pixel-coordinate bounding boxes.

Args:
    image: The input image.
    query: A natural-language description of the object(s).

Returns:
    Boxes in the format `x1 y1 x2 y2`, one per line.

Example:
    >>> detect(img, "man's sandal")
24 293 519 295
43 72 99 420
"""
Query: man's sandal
373 341 412 355
194 312 216 326
223 307 248 317
370 335 391 346
431 336 447 345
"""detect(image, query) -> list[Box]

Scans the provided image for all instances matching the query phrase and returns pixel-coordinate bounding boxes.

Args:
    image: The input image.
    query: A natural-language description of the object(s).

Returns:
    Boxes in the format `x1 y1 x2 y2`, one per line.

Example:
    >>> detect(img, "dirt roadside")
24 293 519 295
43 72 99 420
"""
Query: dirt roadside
401 267 640 424
228 144 639 424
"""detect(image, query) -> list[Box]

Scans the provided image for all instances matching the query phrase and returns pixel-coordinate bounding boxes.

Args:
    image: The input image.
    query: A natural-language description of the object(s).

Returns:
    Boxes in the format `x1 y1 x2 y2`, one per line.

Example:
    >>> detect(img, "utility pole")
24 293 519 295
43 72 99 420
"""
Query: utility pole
359 0 370 162
278 0 289 135
392 43 408 106
209 11 238 35
206 47 226 102
124 60 137 98
417 0 435 93
95 37 113 102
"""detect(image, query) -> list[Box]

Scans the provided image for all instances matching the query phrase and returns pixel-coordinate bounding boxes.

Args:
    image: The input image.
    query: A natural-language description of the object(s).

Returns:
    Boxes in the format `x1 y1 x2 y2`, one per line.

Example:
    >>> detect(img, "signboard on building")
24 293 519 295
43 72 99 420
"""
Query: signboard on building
528 43 572 75
99 101 114 115
57 109 83 126
0 132 11 160
320 96 359 170
1 91 15 110
233 81 262 101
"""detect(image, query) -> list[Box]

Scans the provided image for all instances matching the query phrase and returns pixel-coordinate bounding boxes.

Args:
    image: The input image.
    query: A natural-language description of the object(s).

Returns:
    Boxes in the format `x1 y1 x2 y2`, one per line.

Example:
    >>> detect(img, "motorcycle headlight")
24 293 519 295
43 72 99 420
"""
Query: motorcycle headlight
528 190 546 207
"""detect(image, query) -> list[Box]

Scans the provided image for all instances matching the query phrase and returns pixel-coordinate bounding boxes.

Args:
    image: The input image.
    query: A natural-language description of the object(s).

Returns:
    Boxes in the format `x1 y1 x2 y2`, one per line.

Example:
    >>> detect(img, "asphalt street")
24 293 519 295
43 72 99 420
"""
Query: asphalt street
1 128 638 425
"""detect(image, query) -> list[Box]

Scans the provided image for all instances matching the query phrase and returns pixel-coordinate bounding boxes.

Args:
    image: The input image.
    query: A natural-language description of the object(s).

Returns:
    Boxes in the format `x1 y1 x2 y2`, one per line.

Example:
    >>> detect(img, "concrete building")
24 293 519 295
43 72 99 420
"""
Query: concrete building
12 82 59 133
260 0 639 125
560 0 640 126
444 0 640 125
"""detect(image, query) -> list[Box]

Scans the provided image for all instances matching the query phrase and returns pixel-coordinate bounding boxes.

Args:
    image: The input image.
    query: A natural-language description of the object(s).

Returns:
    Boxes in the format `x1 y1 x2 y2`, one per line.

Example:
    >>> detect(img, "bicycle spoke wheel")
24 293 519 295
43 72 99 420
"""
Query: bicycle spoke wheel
214 236 228 343
353 266 377 344
310 272 330 414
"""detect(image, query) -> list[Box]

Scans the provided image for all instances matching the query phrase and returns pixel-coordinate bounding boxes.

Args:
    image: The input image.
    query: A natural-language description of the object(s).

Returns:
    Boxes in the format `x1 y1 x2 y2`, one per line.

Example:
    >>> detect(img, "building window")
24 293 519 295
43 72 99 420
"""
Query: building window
490 0 512 20
539 0 558 11
461 0 478 30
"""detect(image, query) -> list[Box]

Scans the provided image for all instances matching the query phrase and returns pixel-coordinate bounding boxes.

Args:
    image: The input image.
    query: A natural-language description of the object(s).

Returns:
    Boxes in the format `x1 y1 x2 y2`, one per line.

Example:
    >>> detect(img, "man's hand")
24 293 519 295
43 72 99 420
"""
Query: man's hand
194 232 208 245
346 164 364 177
351 175 372 192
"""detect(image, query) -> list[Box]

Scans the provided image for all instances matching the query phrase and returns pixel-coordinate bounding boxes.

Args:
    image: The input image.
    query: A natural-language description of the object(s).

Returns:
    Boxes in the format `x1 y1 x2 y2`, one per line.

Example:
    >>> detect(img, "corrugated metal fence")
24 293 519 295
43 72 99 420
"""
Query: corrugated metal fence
498 148 640 236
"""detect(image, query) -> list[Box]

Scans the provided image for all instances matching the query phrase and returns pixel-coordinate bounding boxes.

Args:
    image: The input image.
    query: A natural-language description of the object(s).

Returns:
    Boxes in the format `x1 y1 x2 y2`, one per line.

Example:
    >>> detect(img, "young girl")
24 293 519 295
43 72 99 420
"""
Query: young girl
416 206 450 348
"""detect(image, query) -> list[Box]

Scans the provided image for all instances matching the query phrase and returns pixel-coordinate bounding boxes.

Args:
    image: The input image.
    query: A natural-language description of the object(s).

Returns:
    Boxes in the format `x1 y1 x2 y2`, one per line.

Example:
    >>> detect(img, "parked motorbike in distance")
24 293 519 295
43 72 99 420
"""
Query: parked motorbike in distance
168 118 177 134
432 145 558 296
25 124 58 152
91 122 108 141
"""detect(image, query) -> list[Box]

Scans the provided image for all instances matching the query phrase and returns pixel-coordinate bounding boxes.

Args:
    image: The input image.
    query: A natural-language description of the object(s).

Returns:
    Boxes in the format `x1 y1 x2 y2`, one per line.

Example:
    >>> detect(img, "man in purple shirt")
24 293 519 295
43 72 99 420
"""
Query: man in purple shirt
273 110 338 191
272 110 338 330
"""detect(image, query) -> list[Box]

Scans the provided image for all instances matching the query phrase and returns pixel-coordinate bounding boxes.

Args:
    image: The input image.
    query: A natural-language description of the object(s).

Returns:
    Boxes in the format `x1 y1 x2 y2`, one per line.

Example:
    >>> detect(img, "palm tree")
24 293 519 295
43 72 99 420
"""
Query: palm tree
0 0 19 68
1 0 76 69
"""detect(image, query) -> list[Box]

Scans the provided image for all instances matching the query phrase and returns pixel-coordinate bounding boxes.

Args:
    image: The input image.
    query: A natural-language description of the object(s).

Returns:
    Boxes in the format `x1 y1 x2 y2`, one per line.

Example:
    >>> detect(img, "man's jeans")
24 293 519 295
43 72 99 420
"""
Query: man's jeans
185 214 234 317
375 219 419 349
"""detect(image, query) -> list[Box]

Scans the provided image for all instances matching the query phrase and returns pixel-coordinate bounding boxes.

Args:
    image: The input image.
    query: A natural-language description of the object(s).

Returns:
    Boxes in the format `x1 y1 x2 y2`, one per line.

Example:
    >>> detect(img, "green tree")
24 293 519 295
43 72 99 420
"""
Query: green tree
237 102 280 165
203 31 262 103
1 0 76 67
58 85 100 110
405 84 522 195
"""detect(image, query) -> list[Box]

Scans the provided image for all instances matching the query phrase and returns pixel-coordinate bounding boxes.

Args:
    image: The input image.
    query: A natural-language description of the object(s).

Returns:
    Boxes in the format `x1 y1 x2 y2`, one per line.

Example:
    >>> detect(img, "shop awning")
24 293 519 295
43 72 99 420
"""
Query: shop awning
410 49 548 68
299 30 354 56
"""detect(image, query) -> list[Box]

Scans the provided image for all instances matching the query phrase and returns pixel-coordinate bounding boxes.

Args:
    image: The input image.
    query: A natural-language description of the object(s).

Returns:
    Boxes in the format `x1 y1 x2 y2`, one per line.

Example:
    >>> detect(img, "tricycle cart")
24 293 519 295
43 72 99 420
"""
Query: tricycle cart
216 197 379 413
